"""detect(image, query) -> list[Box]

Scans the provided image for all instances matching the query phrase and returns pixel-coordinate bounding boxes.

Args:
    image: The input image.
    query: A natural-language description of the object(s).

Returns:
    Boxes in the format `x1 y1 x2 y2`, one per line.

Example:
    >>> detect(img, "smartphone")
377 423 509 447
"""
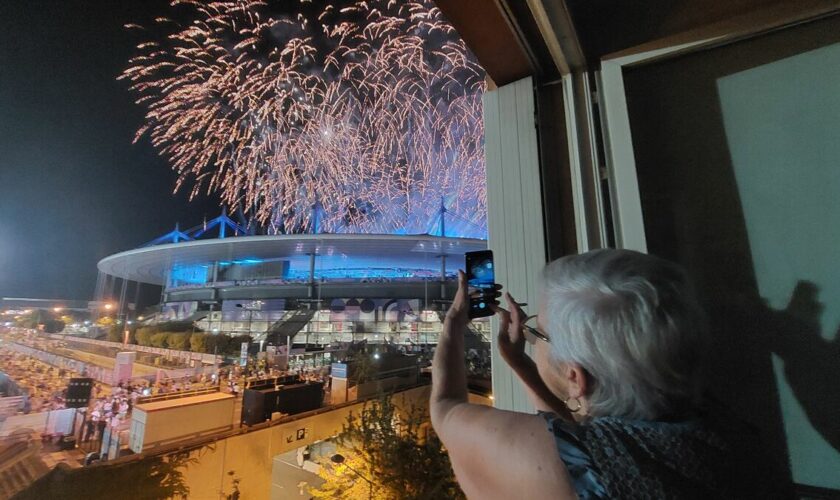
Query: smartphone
465 250 495 318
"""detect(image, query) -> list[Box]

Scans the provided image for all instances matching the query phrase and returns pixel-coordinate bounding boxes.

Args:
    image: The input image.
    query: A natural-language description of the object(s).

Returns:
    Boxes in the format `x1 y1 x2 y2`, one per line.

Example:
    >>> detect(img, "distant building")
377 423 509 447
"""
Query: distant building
0 297 89 312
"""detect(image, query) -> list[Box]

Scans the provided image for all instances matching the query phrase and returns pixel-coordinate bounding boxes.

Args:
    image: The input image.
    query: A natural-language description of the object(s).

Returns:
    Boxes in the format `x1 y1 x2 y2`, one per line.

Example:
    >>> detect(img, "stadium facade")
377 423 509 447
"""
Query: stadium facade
95 212 488 347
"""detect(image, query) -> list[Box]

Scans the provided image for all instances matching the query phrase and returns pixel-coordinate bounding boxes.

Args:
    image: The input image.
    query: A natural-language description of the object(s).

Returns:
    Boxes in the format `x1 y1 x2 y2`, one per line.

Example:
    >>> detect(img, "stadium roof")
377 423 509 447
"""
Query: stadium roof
98 234 487 285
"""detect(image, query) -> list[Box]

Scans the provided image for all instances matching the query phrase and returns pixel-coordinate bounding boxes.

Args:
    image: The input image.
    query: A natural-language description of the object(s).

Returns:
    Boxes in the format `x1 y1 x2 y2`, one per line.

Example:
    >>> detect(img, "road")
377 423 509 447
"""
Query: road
271 449 324 499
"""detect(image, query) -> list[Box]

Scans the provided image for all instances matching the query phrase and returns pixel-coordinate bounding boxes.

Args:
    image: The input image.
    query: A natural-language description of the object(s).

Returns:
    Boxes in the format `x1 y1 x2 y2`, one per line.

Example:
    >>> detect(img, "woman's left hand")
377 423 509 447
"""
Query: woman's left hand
494 293 528 368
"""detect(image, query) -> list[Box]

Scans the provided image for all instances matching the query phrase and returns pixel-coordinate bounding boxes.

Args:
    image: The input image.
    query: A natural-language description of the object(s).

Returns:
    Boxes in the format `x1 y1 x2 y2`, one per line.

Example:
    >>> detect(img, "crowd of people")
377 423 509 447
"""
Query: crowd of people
0 346 95 413
215 363 330 395
80 376 220 443
75 364 331 442
1 326 336 437
82 382 145 442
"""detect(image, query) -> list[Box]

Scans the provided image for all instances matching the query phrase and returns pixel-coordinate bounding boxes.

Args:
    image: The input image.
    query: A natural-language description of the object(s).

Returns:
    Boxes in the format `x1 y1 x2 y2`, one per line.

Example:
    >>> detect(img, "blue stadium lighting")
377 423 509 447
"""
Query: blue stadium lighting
169 264 209 285
190 208 247 239
140 200 488 250
141 223 193 247
284 267 449 280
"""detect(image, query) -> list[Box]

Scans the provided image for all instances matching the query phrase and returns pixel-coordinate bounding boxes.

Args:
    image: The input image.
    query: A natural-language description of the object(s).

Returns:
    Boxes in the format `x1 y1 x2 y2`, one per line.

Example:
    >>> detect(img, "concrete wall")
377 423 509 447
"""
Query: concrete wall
174 385 432 500
483 76 547 413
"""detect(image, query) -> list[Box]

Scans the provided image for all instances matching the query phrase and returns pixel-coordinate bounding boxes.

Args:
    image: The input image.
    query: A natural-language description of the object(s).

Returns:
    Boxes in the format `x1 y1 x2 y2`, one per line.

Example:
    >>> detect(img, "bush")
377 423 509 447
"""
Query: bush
42 319 65 334
96 316 114 328
106 325 122 343
156 321 198 333
189 332 207 353
204 334 230 355
135 327 155 346
167 332 191 351
150 332 169 348
226 335 252 355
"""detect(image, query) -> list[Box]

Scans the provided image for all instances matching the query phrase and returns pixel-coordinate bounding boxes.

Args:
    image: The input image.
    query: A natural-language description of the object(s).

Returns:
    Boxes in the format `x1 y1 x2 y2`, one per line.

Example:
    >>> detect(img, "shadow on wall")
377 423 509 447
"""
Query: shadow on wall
749 282 840 454
622 12 840 493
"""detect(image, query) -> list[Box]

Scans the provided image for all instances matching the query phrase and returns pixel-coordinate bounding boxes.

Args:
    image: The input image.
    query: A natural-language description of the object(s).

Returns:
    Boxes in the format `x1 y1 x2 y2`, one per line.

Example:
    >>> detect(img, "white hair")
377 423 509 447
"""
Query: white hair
541 249 708 420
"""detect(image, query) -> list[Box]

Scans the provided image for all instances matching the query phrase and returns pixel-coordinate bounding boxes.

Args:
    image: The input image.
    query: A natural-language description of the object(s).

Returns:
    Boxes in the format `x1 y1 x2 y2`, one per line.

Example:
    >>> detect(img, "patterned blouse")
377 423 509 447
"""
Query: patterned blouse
539 411 755 499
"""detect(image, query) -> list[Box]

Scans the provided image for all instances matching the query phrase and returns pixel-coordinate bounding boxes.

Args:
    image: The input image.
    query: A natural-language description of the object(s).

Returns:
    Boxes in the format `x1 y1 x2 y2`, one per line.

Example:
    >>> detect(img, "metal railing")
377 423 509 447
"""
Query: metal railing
136 385 221 405
50 334 222 366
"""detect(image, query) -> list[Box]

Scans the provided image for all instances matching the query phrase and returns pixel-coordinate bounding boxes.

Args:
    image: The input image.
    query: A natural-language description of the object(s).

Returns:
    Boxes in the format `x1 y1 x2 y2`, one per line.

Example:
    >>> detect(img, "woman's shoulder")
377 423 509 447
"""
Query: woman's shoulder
539 412 609 499
540 411 756 499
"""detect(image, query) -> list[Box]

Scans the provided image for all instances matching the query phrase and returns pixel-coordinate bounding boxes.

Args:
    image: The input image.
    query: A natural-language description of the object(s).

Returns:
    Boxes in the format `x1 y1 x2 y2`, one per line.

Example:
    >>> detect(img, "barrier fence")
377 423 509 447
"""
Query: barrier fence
7 341 217 387
0 407 76 438
50 334 221 366
4 342 114 385
0 397 25 418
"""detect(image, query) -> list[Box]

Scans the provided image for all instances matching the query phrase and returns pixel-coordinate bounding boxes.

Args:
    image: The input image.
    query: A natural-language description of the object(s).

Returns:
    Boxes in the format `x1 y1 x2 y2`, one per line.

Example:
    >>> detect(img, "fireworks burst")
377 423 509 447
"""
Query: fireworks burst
121 0 486 237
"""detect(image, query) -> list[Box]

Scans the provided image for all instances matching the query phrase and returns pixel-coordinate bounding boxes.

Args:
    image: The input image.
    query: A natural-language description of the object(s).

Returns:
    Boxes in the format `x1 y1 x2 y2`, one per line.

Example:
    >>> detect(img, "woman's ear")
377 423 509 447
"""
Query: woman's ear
564 363 589 400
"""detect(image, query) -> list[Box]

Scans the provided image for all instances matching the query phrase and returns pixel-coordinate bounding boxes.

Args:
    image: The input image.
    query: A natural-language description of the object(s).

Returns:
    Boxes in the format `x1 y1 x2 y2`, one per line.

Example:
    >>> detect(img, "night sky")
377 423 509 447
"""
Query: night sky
0 1 220 301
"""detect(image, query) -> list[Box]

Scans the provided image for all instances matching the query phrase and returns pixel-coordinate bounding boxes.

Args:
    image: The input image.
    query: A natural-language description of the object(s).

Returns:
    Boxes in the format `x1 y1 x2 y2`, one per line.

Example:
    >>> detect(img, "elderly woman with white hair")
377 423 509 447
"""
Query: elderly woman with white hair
431 249 770 499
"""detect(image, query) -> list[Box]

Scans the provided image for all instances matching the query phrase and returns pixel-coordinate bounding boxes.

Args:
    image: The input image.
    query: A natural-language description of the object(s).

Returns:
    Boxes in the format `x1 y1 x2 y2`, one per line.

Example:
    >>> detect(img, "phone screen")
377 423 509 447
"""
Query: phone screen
465 250 495 318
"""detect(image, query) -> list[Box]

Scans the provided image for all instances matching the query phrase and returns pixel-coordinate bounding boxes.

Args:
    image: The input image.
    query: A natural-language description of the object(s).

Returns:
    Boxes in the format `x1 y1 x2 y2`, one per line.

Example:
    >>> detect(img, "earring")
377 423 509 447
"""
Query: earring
564 397 582 413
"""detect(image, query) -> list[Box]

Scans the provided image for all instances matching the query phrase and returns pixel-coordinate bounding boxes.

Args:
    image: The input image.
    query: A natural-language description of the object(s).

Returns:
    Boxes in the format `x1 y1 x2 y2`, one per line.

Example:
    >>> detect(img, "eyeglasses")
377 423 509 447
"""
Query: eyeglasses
522 315 551 343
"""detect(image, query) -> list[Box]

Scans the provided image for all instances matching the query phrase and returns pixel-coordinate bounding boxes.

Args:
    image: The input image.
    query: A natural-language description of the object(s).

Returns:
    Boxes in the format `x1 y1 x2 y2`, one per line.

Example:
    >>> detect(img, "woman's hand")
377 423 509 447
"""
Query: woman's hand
494 293 528 368
445 271 502 327
494 295 570 417
444 270 471 327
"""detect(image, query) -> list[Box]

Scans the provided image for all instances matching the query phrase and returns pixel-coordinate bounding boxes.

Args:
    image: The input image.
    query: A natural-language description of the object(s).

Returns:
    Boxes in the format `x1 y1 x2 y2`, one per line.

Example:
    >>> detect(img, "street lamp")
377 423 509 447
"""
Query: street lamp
330 454 372 500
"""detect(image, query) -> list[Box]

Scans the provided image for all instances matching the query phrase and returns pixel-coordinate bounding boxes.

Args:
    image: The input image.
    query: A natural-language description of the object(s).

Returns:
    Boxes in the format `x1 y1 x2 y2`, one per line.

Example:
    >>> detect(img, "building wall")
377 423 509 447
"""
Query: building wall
483 77 547 413
622 15 840 489
170 385 433 500
566 0 789 63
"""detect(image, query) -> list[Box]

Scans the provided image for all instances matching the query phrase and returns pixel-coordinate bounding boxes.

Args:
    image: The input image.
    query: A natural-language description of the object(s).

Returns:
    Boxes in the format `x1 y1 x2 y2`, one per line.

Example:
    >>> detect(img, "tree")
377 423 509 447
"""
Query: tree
96 316 114 328
204 333 230 355
16 447 201 499
15 308 54 329
42 319 65 334
106 324 123 343
156 321 197 333
135 327 156 346
190 332 208 353
167 332 191 351
351 353 377 385
226 335 251 355
150 332 169 348
310 394 464 500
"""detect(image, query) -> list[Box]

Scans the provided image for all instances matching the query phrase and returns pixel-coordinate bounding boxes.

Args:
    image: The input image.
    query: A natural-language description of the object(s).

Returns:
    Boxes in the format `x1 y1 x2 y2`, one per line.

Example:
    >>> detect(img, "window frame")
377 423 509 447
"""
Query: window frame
595 3 838 251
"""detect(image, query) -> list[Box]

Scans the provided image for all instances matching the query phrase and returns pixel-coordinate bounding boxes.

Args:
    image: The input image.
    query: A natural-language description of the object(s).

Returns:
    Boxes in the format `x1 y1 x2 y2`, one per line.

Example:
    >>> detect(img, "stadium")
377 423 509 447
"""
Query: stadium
94 210 489 350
